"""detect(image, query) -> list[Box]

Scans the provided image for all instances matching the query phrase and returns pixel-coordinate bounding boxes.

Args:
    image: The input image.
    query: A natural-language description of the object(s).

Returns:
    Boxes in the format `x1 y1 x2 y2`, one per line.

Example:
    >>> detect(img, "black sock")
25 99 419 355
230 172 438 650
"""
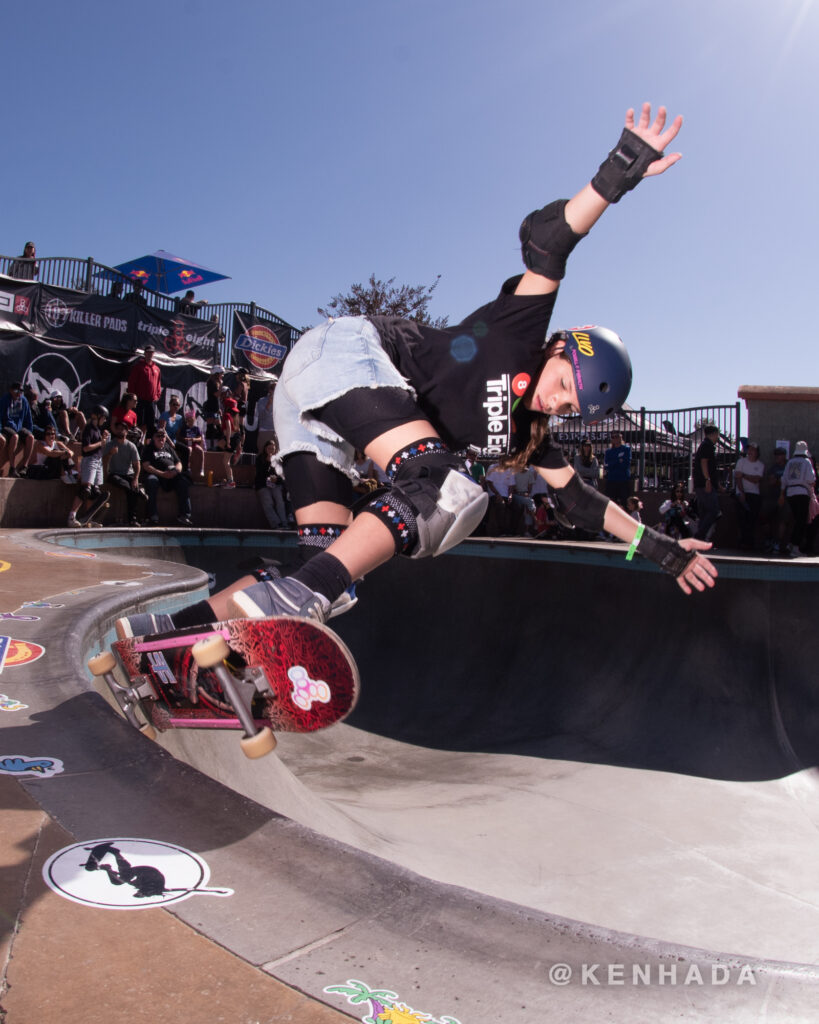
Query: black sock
171 600 216 629
292 552 352 605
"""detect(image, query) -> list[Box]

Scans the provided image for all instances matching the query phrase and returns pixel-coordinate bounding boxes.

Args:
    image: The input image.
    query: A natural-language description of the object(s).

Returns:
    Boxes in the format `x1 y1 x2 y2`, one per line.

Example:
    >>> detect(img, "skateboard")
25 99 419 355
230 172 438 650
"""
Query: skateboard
77 489 110 527
87 616 359 759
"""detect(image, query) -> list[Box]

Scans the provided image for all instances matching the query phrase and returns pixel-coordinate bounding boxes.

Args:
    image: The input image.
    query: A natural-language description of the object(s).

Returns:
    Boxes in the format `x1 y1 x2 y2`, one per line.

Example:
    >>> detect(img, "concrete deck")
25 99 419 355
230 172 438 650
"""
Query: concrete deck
1 527 818 1023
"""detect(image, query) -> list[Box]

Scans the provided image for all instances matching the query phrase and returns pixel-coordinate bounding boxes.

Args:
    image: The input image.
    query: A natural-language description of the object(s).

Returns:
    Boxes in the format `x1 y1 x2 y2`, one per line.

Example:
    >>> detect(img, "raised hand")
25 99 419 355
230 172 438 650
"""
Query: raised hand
626 102 683 177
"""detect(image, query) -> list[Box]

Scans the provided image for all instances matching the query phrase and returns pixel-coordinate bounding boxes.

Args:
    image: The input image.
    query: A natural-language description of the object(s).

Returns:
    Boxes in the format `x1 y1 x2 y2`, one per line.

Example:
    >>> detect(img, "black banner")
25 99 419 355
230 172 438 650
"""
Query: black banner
0 332 215 428
36 284 134 353
133 304 218 362
0 276 38 331
231 310 289 374
0 277 219 360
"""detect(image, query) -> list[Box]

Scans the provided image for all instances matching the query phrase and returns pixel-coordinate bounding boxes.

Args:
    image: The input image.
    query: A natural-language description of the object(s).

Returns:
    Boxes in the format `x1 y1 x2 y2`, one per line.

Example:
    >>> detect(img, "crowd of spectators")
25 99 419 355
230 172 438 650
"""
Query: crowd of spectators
0 343 816 552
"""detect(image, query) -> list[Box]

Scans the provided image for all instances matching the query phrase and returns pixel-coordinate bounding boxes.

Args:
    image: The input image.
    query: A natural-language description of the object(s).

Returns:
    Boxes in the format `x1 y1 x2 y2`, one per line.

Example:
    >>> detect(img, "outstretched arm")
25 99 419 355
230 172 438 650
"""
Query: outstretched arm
536 463 718 595
515 103 683 296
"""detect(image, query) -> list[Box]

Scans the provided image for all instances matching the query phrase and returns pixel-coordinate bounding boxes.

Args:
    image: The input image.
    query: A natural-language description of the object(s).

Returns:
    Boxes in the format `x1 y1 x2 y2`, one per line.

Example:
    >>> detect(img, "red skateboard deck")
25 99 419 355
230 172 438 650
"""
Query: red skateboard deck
90 617 359 758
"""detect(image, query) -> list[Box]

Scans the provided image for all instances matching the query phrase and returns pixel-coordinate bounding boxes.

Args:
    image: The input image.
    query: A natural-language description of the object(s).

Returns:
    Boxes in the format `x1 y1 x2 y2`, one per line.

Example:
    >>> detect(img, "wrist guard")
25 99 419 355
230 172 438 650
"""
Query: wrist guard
636 525 695 576
519 199 587 280
591 128 663 203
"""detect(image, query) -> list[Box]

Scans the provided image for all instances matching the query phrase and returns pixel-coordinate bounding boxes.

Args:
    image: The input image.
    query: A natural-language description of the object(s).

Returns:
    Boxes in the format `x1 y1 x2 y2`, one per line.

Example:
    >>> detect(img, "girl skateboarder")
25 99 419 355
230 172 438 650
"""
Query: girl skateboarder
118 102 717 639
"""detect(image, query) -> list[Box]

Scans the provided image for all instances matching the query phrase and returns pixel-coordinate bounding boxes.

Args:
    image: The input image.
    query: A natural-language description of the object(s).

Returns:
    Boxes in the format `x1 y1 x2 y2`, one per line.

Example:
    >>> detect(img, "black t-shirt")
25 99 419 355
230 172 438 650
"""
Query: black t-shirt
370 275 565 467
142 440 179 474
81 423 103 454
693 438 717 488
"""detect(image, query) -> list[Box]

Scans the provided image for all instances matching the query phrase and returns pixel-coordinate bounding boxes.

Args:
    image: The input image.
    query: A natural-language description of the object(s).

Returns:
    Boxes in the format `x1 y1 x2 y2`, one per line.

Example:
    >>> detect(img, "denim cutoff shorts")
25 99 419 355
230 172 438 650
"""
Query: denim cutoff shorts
273 316 415 480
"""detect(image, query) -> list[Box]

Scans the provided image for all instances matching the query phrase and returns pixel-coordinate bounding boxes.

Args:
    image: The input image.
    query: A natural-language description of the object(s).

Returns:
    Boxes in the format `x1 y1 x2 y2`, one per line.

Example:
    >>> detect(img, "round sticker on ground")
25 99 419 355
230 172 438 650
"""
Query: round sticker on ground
43 839 234 909
0 560 10 573
0 638 46 671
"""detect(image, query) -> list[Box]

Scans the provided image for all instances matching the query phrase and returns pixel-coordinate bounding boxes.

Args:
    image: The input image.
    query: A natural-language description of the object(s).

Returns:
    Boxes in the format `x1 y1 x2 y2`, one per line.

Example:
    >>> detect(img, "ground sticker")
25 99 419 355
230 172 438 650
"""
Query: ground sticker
0 756 64 777
325 980 463 1024
43 838 234 909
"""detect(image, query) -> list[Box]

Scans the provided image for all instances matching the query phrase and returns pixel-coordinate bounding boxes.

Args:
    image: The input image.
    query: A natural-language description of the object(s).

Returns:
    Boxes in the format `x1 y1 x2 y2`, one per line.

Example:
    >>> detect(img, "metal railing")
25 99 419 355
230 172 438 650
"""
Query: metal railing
0 254 300 367
550 403 741 492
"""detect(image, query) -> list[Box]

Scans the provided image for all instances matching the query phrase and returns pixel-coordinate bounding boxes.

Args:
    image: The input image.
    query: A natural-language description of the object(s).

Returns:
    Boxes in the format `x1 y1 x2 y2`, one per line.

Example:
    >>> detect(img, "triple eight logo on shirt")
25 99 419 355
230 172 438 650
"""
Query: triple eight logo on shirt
481 372 530 456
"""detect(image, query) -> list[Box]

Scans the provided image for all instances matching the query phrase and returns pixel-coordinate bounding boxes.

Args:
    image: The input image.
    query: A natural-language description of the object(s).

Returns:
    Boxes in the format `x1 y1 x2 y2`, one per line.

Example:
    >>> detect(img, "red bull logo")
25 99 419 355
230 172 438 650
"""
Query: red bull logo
179 269 203 285
130 269 150 282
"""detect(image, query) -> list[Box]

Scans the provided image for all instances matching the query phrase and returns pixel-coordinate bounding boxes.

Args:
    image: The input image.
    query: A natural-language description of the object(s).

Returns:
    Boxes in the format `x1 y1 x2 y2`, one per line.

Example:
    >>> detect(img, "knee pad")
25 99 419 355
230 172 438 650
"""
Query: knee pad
399 466 487 558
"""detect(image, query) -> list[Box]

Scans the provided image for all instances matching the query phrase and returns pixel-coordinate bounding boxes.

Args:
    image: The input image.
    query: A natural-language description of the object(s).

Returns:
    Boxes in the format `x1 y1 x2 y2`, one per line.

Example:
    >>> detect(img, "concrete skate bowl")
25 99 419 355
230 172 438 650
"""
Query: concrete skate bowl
63 528 819 784
56 528 819 969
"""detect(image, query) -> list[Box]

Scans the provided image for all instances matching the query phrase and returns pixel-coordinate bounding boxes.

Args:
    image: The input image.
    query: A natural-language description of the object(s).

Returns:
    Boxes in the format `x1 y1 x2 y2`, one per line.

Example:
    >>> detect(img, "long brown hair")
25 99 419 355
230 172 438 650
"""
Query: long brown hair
499 344 569 471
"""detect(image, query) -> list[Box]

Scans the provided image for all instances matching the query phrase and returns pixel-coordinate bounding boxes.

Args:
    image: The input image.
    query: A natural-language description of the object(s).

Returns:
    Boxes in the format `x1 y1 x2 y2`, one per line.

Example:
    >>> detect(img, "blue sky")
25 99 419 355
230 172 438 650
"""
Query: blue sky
6 0 819 410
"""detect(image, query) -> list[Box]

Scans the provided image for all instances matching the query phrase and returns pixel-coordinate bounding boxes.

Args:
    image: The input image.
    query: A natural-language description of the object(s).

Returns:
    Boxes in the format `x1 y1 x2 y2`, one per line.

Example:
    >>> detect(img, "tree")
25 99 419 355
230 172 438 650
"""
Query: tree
317 274 449 328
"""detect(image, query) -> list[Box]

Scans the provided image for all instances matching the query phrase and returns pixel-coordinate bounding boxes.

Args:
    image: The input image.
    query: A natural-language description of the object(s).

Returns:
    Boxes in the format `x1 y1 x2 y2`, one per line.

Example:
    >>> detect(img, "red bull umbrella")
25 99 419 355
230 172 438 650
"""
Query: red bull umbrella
106 250 230 294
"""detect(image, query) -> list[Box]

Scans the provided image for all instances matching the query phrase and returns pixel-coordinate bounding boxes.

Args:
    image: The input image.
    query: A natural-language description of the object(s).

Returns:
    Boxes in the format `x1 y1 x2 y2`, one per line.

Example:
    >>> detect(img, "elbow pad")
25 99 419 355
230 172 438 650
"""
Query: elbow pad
552 473 608 532
591 128 663 203
519 199 587 280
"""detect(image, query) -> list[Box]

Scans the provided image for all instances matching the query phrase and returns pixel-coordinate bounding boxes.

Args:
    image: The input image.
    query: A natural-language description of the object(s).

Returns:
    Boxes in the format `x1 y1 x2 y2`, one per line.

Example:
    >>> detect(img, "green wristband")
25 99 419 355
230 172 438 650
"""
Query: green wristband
625 523 645 561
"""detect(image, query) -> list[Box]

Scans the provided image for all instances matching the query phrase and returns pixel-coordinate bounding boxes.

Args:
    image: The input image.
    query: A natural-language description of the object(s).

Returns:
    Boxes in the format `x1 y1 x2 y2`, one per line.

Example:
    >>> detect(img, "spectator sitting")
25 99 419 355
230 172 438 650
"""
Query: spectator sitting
111 391 141 444
27 426 77 482
141 427 192 526
0 381 35 477
124 279 148 307
32 392 60 442
353 449 386 494
104 420 147 526
110 280 124 300
603 430 632 508
49 391 85 442
175 290 208 317
179 409 205 480
626 495 644 522
159 395 184 444
255 438 288 528
127 344 162 438
533 493 558 539
658 482 695 539
734 441 765 549
8 242 39 280
67 405 110 526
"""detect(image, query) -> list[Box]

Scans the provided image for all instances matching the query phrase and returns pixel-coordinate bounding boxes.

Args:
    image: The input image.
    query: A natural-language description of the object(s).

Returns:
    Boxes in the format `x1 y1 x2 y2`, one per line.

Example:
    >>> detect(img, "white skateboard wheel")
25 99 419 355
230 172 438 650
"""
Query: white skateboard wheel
88 651 117 675
240 727 277 759
191 634 230 668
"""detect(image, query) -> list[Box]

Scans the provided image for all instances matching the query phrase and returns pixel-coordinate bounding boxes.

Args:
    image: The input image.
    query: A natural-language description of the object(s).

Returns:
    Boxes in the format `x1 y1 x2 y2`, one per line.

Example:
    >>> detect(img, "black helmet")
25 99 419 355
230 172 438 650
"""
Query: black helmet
92 404 109 420
549 326 632 426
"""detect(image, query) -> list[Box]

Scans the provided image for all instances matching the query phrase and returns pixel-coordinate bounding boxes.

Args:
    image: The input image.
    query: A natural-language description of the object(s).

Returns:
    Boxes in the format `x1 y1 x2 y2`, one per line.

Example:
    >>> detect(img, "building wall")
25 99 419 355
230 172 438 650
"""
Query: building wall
738 387 819 462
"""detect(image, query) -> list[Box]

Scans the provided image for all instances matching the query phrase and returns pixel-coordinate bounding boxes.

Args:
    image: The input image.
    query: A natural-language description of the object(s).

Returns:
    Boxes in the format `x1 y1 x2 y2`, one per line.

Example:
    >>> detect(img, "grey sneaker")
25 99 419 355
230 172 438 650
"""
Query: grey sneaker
115 612 175 641
228 577 330 623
